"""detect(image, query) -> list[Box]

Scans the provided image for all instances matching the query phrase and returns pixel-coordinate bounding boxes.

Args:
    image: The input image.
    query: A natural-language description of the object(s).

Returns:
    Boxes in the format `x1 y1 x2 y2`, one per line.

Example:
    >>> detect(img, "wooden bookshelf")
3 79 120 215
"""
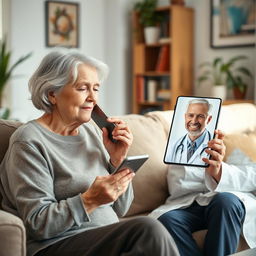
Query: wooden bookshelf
132 5 194 114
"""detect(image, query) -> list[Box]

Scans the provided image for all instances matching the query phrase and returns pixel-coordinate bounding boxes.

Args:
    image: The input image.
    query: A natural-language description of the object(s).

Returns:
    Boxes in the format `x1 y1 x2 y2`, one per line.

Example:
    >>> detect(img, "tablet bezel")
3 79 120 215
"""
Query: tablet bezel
163 96 222 168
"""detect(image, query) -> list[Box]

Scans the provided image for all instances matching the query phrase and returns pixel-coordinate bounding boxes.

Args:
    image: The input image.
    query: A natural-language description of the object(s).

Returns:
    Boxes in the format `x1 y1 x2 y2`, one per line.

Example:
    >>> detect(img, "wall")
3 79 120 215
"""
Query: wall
186 0 255 99
2 0 256 121
104 0 133 115
6 0 108 121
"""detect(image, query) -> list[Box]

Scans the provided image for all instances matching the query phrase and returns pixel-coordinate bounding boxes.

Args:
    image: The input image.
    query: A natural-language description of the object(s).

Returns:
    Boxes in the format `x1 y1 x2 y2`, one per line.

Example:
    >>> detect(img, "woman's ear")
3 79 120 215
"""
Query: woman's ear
48 91 56 104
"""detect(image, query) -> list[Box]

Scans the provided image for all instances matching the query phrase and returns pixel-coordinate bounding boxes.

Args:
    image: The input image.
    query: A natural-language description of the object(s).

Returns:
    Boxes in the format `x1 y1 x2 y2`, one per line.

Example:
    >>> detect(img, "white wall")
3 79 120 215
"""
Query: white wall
104 0 132 115
7 0 107 121
3 0 256 121
186 0 255 99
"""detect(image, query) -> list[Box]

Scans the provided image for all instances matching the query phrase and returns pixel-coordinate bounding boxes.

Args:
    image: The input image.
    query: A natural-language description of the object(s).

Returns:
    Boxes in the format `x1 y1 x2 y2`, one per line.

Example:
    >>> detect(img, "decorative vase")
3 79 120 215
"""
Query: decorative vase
211 85 227 100
233 87 247 99
144 27 160 44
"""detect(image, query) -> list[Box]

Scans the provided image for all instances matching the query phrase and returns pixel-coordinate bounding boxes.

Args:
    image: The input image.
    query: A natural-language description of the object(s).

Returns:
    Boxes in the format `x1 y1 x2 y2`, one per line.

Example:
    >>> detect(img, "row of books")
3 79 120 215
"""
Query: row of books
136 77 171 102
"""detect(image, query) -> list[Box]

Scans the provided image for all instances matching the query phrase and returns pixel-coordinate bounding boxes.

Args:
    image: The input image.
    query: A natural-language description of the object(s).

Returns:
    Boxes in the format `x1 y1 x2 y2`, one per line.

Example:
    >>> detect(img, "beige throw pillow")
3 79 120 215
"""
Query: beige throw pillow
223 132 256 162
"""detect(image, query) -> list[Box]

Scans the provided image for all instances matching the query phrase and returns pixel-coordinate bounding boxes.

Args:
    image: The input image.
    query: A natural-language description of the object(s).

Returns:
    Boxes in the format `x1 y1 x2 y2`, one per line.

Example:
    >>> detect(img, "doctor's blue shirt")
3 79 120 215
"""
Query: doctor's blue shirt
187 129 207 151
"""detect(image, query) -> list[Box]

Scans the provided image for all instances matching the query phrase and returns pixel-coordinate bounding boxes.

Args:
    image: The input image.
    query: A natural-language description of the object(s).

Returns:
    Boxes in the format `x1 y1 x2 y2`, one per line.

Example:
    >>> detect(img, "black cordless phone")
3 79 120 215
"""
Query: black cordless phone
91 104 117 143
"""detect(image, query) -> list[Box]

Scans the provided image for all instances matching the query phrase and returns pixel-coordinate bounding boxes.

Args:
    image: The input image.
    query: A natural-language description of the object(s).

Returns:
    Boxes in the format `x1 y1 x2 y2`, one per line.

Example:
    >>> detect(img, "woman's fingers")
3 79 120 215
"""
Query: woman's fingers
110 169 135 195
105 118 133 144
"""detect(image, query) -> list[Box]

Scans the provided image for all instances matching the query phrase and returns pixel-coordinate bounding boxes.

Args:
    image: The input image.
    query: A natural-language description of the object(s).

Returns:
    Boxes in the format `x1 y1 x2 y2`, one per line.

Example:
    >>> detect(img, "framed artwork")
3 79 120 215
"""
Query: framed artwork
45 1 79 48
210 0 256 48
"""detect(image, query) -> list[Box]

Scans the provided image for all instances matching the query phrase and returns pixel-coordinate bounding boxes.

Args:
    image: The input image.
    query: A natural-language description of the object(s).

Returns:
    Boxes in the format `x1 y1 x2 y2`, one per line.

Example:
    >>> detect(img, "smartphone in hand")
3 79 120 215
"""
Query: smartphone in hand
112 155 149 174
91 104 117 143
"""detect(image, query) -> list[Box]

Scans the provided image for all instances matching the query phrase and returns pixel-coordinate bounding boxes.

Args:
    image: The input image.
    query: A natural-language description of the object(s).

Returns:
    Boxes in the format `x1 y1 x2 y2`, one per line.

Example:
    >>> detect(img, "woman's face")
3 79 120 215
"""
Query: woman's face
51 64 100 125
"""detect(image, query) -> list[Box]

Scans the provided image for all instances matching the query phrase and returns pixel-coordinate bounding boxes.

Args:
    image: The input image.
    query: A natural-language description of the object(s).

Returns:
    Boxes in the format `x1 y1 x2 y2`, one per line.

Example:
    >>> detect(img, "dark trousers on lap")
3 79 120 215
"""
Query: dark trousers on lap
158 192 245 256
35 216 180 256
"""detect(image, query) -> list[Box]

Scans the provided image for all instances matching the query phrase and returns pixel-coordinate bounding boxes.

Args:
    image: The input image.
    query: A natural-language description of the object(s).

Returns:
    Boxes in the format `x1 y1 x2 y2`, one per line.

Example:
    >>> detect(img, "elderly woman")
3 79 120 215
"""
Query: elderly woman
0 51 179 256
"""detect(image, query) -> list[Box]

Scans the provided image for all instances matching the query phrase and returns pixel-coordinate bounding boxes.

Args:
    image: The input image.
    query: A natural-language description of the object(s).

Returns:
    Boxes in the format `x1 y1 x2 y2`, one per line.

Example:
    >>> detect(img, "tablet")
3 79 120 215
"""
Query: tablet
112 155 149 174
163 96 222 167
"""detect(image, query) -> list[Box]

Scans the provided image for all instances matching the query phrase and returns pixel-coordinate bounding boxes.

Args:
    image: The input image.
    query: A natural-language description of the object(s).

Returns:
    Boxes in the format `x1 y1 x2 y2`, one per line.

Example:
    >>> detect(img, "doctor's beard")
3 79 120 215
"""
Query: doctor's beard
187 130 204 137
186 125 205 137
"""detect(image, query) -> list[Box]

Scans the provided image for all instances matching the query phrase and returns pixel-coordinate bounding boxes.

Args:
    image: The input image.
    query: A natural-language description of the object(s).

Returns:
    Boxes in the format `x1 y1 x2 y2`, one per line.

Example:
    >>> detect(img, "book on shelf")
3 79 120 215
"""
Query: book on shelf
159 37 171 44
159 76 170 90
155 45 170 72
156 89 171 101
147 79 158 102
136 76 145 102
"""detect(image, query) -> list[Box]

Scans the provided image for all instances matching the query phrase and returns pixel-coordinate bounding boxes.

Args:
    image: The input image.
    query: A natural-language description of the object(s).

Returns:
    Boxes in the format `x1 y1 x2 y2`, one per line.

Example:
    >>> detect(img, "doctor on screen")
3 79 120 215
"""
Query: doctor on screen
165 99 213 166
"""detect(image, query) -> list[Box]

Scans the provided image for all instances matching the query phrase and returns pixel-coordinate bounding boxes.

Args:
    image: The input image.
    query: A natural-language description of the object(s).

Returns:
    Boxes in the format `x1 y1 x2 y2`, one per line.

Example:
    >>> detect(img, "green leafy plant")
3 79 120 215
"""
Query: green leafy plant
134 0 163 27
197 57 226 86
0 38 32 106
0 107 10 119
224 56 253 93
197 55 253 93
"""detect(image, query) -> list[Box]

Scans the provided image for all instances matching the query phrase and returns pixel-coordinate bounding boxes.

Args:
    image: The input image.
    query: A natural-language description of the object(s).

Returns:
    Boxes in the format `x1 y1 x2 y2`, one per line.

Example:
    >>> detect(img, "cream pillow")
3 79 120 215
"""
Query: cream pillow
223 132 256 163
122 113 170 216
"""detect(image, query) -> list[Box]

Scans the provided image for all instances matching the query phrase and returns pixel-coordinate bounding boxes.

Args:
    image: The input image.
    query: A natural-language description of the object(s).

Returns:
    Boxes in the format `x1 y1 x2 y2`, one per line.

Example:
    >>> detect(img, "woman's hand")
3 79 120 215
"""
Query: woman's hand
102 118 133 167
82 169 135 213
202 130 226 183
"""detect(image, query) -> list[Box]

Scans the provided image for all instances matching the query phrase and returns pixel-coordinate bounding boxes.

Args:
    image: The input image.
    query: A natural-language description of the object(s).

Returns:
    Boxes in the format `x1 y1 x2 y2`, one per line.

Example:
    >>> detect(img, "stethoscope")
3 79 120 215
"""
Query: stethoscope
175 130 211 163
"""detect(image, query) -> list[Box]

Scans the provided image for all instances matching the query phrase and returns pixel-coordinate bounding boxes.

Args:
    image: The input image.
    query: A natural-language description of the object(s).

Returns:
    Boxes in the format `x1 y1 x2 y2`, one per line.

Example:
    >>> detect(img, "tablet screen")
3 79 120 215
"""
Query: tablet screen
163 96 222 167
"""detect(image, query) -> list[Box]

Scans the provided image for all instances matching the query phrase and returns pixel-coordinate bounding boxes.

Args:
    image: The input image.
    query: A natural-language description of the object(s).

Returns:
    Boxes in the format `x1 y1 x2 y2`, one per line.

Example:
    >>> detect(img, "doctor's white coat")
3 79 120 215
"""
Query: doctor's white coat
149 163 256 248
165 130 211 166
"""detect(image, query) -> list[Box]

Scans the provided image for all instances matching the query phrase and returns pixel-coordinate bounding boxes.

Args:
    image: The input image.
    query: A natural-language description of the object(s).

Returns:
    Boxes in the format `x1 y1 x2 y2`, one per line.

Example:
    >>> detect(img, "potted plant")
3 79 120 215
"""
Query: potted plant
197 55 253 100
134 0 163 44
197 57 228 100
223 56 253 99
0 38 32 118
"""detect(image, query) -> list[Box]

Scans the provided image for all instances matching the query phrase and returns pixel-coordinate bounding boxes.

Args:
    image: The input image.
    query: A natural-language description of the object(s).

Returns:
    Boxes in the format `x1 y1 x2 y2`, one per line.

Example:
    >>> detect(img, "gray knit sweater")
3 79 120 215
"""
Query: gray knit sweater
0 120 134 256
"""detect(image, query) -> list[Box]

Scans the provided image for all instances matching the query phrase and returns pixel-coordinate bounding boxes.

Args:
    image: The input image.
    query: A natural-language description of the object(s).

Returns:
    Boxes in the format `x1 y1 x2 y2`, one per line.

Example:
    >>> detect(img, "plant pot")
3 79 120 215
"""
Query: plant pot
144 27 160 44
233 87 247 99
211 85 227 100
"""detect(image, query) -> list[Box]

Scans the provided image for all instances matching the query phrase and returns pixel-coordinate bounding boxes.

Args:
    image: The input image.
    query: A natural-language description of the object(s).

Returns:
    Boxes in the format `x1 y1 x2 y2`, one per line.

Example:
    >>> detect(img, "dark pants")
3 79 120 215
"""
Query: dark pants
35 216 180 256
158 192 245 256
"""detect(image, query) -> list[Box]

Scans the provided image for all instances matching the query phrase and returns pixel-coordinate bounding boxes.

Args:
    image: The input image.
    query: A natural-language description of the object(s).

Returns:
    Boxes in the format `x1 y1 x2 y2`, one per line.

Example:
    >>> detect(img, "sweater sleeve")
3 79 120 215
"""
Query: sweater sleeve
4 141 91 240
113 183 134 217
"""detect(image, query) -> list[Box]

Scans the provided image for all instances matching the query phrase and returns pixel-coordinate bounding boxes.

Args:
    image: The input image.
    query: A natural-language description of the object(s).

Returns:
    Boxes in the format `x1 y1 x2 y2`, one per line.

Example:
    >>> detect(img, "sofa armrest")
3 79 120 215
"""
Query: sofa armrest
0 210 26 256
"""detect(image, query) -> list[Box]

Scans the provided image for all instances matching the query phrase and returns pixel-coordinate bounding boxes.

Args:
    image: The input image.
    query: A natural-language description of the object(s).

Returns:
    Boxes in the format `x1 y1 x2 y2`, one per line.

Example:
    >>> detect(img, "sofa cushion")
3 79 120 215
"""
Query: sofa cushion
224 132 256 162
0 119 22 163
0 210 26 256
218 103 256 134
122 112 170 216
0 119 22 209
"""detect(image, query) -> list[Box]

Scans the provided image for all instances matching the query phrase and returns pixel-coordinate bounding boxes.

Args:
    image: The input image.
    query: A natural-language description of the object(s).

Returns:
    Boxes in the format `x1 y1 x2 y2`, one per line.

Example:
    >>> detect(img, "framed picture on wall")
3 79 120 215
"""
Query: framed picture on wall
210 0 256 48
45 1 79 48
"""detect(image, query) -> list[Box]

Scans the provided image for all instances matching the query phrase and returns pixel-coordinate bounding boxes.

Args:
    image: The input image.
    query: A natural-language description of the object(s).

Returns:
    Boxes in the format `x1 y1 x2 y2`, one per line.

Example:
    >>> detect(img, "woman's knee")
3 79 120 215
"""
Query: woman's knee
126 216 173 242
130 216 167 234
